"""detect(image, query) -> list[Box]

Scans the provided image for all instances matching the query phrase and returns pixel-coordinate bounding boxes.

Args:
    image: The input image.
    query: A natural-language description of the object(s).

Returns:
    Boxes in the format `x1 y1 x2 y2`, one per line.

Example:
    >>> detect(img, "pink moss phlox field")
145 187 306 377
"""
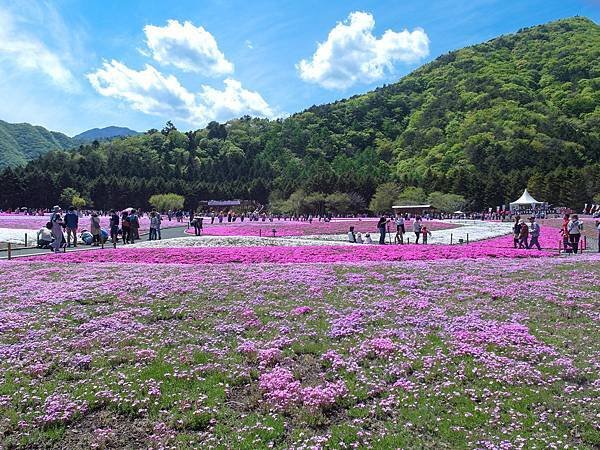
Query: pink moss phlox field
1 243 599 447
189 219 455 237
0 214 183 231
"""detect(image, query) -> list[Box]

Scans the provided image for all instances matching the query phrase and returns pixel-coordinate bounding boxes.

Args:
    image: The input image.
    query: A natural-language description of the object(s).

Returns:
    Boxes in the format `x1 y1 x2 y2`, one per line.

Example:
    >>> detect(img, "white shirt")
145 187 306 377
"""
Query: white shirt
38 228 52 241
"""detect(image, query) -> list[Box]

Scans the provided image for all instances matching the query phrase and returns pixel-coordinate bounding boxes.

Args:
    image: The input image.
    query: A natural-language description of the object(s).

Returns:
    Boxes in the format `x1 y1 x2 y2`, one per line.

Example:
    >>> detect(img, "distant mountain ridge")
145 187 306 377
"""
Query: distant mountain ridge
0 122 141 168
72 126 140 143
0 120 73 168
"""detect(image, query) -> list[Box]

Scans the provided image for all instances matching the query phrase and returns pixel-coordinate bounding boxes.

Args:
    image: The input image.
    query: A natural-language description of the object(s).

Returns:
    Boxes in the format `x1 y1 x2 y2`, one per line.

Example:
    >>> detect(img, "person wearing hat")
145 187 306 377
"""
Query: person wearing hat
49 206 65 253
527 217 541 250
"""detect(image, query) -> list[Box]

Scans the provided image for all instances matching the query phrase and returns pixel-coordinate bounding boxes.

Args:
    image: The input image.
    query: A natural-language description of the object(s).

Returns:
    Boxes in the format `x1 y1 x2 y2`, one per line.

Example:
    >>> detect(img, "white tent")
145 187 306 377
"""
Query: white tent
509 189 543 212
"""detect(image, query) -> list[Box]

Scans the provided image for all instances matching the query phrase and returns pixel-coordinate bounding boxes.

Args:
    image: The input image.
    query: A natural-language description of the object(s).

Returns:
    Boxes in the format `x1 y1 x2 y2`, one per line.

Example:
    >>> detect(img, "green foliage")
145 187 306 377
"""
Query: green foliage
59 188 80 208
149 193 185 211
395 187 427 206
427 191 466 212
1 18 599 211
0 120 73 168
593 193 600 204
369 182 402 214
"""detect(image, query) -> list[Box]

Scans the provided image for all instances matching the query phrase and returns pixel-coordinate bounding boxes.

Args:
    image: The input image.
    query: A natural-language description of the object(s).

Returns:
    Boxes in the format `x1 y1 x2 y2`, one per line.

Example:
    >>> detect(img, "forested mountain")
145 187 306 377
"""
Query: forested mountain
0 120 73 168
72 126 140 143
1 17 599 211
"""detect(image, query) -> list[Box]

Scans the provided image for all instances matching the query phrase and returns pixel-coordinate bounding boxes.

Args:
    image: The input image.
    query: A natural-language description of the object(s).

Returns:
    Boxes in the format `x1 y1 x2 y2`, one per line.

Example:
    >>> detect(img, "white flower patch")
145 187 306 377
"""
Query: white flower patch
129 235 357 248
0 228 37 245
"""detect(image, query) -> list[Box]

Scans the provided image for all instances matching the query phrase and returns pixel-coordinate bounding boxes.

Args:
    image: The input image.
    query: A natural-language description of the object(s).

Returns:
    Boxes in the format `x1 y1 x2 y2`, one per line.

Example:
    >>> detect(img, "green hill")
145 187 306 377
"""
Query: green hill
0 120 74 168
1 17 599 211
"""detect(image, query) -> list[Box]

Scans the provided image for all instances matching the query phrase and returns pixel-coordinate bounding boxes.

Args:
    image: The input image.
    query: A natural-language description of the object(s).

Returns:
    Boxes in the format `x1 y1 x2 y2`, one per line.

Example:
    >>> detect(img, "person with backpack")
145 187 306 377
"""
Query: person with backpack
567 214 583 254
129 209 139 244
64 206 79 247
527 217 541 250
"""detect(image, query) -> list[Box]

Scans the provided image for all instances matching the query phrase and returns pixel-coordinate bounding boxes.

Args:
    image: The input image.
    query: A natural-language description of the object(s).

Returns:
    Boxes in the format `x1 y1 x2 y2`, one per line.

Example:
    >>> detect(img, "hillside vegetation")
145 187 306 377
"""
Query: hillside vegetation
0 120 73 168
1 17 599 211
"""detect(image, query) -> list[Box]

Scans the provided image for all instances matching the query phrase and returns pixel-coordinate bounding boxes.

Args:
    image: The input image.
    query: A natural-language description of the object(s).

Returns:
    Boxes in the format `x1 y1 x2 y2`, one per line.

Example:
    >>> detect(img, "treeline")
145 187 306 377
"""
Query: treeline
1 17 599 211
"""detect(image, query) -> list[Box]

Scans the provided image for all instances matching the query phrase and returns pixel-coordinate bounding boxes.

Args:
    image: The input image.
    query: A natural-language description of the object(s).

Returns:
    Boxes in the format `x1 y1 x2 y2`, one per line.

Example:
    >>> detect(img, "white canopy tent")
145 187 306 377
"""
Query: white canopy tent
509 189 544 212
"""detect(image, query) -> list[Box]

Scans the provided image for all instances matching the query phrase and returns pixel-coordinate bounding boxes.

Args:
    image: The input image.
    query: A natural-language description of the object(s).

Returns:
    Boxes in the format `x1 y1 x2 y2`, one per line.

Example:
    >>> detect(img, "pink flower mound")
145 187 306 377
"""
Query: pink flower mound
301 380 348 410
258 348 282 367
291 306 313 315
237 341 258 356
193 219 454 237
0 214 182 231
361 337 396 358
28 229 558 265
258 367 301 409
41 394 88 425
330 310 365 338
258 367 347 410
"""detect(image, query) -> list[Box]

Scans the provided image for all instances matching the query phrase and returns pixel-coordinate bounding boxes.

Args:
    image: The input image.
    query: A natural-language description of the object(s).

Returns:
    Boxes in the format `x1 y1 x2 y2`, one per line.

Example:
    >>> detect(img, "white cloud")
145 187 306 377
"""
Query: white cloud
87 61 273 126
144 20 234 76
297 11 429 89
199 78 274 122
0 9 77 91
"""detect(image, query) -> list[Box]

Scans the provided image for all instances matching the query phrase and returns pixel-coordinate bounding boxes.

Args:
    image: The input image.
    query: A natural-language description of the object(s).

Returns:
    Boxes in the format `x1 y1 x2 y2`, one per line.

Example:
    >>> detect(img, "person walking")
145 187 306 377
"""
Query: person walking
121 211 130 244
109 209 119 248
512 216 522 249
567 214 583 254
413 216 422 244
64 206 79 247
527 217 541 250
377 217 387 245
518 219 529 249
560 214 570 252
49 206 64 253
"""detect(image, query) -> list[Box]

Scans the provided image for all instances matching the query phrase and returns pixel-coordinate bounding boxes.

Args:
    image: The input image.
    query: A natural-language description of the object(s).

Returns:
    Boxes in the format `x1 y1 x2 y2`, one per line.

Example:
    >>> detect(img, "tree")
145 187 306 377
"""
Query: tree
427 191 466 212
325 192 352 215
395 187 427 206
369 182 402 214
71 196 87 209
59 187 80 207
149 193 185 212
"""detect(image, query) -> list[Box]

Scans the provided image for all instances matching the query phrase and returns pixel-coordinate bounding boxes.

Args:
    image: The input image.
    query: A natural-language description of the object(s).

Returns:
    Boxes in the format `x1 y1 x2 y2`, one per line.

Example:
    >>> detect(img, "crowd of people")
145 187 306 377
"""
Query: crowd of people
24 204 600 254
347 214 433 245
37 206 162 252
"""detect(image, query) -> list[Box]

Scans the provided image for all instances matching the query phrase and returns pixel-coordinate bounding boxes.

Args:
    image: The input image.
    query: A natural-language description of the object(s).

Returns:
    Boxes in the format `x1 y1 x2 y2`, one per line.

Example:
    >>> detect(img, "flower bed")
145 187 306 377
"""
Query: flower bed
0 256 598 448
192 218 456 237
0 214 184 232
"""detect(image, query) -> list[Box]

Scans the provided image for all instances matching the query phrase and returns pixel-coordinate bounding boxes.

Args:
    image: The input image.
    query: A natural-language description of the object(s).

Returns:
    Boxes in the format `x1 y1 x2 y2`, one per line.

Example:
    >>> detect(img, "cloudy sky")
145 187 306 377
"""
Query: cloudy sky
0 0 598 136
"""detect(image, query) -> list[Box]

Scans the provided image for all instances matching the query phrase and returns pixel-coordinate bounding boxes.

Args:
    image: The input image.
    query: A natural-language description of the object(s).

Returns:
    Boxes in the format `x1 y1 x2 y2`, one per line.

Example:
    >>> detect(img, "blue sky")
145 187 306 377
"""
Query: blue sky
0 0 598 136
